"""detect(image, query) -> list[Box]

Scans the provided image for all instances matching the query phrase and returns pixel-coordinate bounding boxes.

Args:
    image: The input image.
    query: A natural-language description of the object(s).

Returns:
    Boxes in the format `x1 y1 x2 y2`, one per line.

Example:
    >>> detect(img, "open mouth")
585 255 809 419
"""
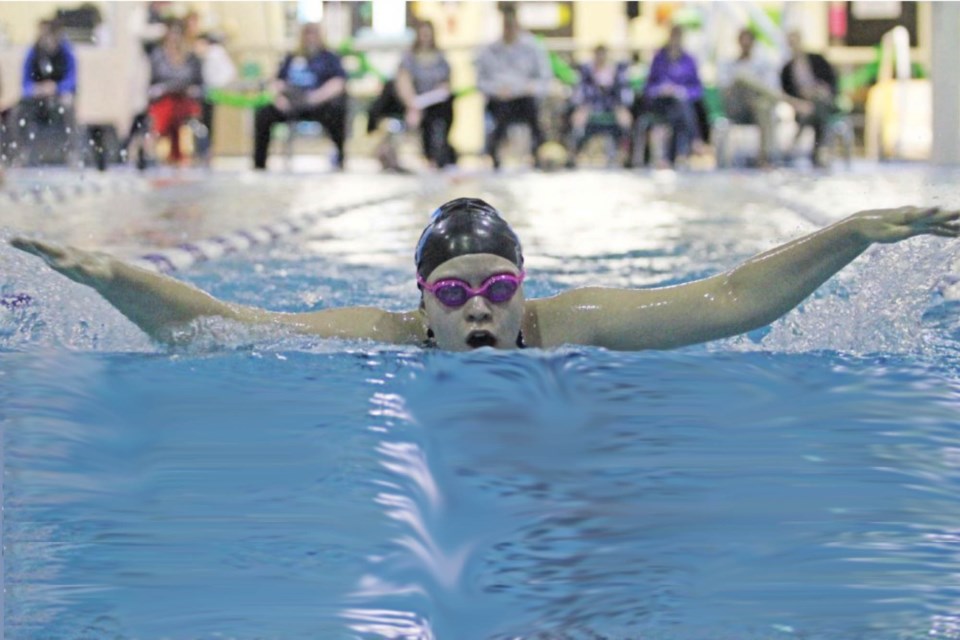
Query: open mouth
466 330 498 349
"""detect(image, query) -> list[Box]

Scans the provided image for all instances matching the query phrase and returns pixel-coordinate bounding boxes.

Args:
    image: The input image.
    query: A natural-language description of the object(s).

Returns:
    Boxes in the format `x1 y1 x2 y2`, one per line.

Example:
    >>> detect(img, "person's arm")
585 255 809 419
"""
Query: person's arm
474 47 495 97
58 43 78 95
643 50 667 98
532 207 959 351
393 63 423 128
307 54 346 105
21 48 36 97
531 39 553 97
679 53 703 101
10 239 425 346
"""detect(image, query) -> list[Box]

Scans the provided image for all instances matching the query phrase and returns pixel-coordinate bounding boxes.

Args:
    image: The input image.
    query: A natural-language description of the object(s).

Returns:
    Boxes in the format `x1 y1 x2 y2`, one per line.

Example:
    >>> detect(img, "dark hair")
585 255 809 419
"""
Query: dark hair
412 20 436 53
415 198 524 279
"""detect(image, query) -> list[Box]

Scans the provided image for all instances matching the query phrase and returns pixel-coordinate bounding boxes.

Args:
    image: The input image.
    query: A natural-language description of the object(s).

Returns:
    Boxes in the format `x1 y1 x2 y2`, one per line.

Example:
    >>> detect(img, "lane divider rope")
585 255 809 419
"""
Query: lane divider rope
0 174 149 205
129 190 418 274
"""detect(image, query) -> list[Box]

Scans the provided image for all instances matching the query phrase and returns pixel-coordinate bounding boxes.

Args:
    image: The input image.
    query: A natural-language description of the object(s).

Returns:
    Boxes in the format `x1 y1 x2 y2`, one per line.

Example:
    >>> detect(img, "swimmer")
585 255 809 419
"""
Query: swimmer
10 198 960 351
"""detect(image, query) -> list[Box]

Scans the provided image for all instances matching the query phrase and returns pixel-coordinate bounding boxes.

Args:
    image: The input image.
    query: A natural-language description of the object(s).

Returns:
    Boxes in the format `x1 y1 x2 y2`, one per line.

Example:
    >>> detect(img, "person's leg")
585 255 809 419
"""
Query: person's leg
649 96 687 163
673 99 700 160
167 97 188 163
309 95 348 168
486 98 511 169
567 105 590 160
516 96 544 160
810 98 833 166
198 99 215 160
420 101 451 167
433 98 456 167
253 103 284 170
752 95 778 166
148 97 177 163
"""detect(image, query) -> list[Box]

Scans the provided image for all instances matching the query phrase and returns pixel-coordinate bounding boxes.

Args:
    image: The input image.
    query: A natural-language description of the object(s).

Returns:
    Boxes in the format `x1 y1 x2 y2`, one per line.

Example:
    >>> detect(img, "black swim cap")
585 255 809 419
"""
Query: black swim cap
415 198 524 279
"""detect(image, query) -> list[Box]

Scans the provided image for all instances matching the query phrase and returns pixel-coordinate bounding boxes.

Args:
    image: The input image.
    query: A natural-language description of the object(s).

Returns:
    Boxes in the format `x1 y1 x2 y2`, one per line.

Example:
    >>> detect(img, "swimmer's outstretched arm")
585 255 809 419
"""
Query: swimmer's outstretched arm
533 207 959 351
10 239 425 346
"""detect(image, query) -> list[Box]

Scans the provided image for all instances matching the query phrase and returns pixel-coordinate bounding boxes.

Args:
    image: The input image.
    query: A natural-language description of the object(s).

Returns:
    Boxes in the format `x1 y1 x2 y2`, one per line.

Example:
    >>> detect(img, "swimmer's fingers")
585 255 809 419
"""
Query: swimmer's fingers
905 207 960 237
928 220 960 238
855 207 960 243
9 237 113 285
10 237 68 262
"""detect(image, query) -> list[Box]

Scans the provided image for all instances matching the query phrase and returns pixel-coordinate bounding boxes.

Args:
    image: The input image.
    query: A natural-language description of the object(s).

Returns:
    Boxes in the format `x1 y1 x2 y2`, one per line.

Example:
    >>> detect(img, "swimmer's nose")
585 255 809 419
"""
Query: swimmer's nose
464 295 493 323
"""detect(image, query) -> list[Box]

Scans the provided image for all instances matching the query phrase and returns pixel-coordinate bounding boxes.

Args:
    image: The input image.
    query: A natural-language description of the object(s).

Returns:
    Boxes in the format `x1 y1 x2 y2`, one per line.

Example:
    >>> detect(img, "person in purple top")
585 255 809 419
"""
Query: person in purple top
641 25 703 166
253 22 347 171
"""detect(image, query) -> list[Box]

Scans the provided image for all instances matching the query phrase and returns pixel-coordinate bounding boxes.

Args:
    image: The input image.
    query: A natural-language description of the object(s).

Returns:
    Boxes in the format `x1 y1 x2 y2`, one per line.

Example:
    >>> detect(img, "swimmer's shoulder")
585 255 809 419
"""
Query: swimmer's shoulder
526 287 666 348
275 307 426 345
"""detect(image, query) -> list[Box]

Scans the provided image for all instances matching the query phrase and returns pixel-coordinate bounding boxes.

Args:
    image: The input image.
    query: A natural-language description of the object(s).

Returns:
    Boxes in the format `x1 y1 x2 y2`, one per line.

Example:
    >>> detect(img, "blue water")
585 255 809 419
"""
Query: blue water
3 171 960 639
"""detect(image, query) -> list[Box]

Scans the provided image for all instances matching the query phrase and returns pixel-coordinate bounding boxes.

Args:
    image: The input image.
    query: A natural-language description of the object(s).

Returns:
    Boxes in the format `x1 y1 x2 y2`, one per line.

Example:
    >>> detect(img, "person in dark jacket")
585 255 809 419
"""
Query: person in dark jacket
21 19 77 100
12 19 78 164
253 22 347 171
780 30 837 168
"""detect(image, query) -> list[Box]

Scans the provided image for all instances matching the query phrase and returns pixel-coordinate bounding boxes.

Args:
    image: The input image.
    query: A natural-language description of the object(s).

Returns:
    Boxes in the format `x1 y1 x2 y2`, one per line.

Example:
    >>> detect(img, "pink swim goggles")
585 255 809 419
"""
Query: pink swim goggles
417 271 525 308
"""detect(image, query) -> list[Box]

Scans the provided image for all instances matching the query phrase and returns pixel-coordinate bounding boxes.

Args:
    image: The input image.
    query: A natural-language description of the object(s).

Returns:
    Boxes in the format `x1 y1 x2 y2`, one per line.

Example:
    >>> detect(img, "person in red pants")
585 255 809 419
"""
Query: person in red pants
147 19 203 165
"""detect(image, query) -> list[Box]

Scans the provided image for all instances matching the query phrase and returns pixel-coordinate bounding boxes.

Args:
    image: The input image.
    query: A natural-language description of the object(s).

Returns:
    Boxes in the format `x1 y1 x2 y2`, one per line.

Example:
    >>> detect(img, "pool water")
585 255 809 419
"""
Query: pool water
2 169 960 639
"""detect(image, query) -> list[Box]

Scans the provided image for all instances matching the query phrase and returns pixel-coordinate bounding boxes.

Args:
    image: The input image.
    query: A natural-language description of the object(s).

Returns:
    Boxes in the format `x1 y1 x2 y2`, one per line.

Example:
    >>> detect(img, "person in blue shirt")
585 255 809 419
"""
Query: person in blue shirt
253 22 347 171
11 18 78 165
21 18 78 100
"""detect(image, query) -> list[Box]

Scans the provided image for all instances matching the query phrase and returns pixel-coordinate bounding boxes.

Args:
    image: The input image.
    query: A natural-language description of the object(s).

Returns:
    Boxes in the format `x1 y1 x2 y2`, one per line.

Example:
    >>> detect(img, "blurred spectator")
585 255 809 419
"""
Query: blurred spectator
0 68 5 184
22 18 77 100
780 30 836 168
566 44 633 167
147 19 203 165
184 10 237 162
475 5 552 170
10 19 78 165
253 22 347 171
717 28 784 167
639 25 704 167
394 20 457 169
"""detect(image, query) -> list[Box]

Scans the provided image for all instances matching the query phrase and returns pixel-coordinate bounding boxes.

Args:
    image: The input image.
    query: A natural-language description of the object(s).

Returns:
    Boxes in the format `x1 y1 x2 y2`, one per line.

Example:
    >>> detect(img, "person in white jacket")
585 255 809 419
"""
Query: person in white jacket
475 5 553 170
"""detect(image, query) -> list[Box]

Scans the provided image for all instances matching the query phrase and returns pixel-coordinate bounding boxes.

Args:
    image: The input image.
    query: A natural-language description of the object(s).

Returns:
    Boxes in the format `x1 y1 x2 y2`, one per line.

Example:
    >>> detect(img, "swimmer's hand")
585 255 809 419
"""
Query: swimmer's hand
10 237 115 286
852 206 960 244
11 236 246 343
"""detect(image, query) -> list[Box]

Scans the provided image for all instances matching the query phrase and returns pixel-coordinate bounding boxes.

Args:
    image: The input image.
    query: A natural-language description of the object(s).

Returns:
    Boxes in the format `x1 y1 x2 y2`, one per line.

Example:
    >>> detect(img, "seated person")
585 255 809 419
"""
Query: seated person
147 19 204 165
780 30 837 168
636 25 704 167
566 44 633 167
394 20 457 169
475 5 552 170
253 22 347 171
717 28 789 167
13 18 78 163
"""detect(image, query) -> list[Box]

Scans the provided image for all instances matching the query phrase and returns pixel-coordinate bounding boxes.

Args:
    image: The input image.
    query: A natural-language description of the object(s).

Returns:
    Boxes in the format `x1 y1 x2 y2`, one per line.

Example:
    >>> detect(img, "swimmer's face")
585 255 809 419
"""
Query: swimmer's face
422 254 525 352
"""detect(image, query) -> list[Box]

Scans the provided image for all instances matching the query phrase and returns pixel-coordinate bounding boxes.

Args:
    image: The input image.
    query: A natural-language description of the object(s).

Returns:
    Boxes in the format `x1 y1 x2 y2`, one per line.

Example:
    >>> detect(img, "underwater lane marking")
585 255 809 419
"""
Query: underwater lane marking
127 191 420 274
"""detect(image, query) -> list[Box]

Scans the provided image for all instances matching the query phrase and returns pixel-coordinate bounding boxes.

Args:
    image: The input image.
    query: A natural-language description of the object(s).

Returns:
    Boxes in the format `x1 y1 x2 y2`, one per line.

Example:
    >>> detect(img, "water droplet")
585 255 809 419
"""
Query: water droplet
18 118 25 127
28 132 35 141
